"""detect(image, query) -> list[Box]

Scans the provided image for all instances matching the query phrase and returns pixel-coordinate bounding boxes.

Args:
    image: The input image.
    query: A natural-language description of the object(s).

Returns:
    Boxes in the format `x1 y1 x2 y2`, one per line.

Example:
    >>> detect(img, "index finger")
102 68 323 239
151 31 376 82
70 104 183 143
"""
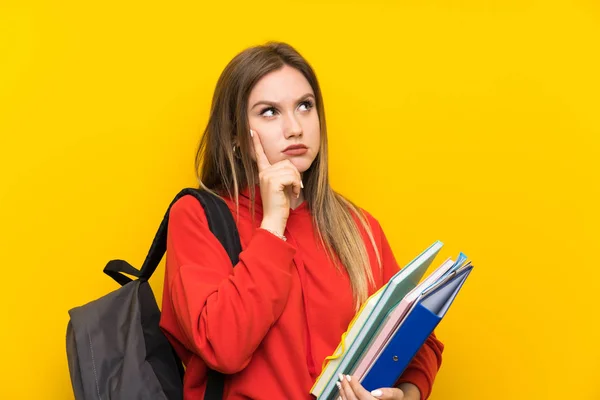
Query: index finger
250 129 271 171
345 375 374 399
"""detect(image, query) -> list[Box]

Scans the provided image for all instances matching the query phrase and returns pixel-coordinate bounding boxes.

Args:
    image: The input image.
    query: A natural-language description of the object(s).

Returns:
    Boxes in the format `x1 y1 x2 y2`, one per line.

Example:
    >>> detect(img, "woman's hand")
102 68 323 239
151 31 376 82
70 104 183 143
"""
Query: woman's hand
338 374 420 400
250 129 302 237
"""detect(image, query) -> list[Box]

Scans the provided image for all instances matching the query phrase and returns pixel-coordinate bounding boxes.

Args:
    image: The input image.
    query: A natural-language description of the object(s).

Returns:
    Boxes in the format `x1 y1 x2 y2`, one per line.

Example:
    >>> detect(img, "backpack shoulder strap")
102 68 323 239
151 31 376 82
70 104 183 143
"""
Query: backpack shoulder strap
137 187 241 281
103 187 241 285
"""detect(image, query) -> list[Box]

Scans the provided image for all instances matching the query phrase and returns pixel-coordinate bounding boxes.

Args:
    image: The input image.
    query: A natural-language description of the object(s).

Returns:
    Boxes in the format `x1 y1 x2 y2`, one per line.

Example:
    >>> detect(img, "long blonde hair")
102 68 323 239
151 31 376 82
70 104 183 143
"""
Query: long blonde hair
195 41 381 309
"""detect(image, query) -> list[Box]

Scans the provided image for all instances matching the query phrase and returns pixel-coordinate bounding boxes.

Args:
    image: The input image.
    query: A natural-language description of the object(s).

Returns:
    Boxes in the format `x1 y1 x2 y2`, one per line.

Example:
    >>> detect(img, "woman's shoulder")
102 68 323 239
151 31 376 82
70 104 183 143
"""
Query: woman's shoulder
358 206 380 226
336 192 386 239
359 207 386 248
169 194 211 227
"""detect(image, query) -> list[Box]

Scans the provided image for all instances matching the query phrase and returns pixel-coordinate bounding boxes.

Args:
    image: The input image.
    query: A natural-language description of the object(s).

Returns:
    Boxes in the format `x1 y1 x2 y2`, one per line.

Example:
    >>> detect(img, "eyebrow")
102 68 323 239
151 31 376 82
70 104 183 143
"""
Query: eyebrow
251 93 315 110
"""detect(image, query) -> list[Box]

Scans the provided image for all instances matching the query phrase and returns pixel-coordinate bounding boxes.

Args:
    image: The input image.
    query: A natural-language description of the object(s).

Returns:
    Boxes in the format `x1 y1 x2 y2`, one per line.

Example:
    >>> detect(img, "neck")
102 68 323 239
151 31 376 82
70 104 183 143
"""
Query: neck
290 171 305 209
290 190 305 210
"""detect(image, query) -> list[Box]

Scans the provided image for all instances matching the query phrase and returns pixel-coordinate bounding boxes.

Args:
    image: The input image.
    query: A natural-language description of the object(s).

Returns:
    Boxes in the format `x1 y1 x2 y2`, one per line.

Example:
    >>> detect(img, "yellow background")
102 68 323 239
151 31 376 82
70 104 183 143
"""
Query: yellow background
1 1 598 399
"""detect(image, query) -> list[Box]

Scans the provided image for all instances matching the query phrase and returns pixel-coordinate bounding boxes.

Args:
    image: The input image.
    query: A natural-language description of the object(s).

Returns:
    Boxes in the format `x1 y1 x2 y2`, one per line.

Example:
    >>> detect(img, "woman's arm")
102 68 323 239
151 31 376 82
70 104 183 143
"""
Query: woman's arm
161 195 296 374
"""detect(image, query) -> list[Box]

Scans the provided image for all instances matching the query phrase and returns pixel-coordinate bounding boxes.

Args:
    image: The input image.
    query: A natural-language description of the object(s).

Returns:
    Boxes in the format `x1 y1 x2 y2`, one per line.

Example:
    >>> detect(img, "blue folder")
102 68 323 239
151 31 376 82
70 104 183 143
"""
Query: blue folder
360 264 473 391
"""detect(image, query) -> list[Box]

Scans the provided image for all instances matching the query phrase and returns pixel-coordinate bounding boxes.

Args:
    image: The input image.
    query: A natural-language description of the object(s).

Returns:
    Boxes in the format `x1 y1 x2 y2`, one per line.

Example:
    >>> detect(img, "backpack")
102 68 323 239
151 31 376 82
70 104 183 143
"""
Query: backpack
66 188 242 400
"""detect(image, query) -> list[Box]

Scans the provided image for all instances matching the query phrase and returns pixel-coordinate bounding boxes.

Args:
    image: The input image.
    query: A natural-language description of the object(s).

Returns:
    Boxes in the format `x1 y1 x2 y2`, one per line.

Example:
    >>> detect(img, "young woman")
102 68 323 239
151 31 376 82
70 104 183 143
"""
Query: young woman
159 41 444 400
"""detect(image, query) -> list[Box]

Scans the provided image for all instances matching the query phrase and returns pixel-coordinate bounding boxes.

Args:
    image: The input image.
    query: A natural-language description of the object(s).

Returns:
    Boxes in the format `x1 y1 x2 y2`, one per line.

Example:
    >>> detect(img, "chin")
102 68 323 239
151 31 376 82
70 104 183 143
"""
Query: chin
289 157 314 174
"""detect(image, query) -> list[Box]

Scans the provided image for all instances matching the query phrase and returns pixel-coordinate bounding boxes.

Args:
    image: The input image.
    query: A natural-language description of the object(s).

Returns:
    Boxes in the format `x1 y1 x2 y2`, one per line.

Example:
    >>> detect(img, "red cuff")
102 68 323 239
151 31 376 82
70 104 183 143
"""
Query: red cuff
396 367 432 400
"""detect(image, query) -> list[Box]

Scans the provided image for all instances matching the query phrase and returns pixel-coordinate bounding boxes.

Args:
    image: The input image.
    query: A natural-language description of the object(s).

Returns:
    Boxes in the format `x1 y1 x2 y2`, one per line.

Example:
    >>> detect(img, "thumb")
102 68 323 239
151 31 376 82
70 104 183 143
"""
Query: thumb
370 388 405 399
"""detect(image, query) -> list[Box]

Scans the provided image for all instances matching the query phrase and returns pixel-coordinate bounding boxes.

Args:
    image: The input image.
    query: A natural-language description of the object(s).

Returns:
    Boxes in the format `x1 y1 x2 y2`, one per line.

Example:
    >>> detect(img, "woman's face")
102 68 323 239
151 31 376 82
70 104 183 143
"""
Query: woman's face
247 65 321 173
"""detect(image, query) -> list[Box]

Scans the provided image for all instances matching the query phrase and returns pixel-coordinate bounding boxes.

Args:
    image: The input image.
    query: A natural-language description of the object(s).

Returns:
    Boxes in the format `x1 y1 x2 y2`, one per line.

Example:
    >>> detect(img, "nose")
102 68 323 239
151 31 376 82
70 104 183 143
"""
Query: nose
283 112 303 139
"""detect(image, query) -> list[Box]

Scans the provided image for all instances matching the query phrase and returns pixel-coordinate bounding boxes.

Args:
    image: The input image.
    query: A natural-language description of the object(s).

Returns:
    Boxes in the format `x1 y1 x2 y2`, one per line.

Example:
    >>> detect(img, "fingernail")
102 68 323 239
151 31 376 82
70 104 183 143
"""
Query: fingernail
336 382 342 390
300 179 304 189
371 389 383 397
250 129 254 137
346 375 351 382
338 373 344 382
338 397 342 400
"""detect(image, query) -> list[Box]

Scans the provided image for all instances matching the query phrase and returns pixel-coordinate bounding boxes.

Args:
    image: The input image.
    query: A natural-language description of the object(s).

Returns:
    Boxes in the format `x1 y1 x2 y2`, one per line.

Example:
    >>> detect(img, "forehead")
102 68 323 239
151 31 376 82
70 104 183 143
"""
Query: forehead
249 65 314 102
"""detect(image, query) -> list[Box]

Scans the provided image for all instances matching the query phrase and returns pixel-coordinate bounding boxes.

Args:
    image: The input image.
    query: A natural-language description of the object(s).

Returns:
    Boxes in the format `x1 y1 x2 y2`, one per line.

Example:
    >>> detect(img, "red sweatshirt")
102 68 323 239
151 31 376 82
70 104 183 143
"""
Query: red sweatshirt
159 186 444 399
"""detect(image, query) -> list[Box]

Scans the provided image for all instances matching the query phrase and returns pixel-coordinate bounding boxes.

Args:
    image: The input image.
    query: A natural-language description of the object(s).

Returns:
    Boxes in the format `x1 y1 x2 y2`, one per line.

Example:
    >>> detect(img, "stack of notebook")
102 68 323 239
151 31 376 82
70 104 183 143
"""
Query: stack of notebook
310 241 473 399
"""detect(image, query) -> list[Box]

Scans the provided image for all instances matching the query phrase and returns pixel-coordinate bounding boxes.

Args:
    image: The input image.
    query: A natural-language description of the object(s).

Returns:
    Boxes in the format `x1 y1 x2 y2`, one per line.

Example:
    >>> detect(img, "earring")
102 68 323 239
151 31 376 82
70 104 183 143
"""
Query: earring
232 144 240 158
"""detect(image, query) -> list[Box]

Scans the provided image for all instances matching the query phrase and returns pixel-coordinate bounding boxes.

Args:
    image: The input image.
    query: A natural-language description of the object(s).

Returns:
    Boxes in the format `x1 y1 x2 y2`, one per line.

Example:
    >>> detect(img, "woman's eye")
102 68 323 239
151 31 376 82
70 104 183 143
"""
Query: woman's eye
299 100 314 111
260 107 276 117
259 101 314 118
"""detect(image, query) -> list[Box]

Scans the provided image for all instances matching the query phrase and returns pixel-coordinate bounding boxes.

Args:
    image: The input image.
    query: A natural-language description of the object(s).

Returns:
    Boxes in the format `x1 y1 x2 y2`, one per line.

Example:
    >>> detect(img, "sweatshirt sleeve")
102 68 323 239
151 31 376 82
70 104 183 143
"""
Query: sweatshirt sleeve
376 218 445 400
162 195 297 374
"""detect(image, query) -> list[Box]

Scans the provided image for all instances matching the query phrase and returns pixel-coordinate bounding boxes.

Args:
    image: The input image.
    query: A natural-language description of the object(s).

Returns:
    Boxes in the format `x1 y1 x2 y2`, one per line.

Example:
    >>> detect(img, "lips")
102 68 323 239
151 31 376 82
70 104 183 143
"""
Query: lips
283 144 307 151
283 144 308 156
